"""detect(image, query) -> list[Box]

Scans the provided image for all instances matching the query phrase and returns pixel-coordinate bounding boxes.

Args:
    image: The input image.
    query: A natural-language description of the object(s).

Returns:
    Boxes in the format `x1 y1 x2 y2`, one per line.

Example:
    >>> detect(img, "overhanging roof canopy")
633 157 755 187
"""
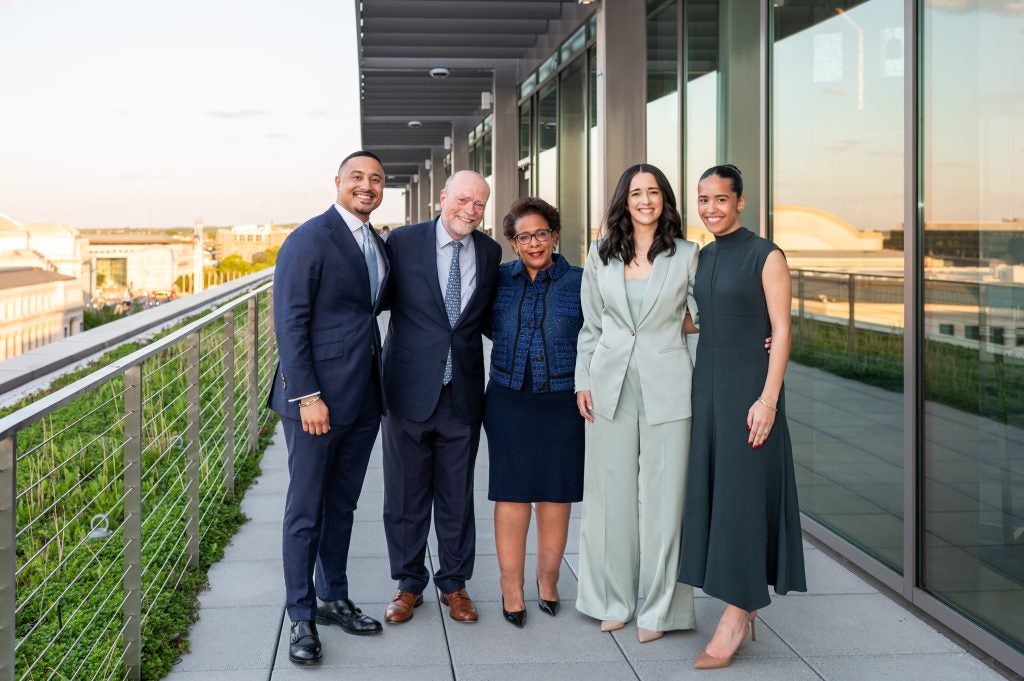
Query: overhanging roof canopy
357 0 592 186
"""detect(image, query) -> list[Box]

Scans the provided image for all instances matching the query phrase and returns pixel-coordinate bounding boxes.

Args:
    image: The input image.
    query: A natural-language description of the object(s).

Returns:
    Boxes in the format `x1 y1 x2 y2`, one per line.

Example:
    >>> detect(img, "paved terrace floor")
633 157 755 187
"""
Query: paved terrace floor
168 418 1014 681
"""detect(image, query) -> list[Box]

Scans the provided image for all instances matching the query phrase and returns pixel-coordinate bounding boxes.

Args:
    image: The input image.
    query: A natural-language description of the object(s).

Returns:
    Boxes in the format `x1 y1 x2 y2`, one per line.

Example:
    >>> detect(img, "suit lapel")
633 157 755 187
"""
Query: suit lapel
635 249 671 327
324 206 373 308
418 220 447 315
371 229 390 313
607 256 629 326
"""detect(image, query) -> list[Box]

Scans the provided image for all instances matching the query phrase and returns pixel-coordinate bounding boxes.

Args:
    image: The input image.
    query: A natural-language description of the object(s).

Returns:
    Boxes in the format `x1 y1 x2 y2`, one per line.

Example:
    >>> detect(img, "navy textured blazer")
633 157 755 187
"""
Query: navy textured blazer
488 253 583 393
382 219 501 425
267 206 390 425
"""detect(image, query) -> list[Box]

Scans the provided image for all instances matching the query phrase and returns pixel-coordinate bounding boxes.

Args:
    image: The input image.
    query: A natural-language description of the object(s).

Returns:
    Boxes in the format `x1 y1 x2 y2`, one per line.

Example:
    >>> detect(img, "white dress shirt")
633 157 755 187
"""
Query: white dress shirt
335 203 386 301
435 217 476 313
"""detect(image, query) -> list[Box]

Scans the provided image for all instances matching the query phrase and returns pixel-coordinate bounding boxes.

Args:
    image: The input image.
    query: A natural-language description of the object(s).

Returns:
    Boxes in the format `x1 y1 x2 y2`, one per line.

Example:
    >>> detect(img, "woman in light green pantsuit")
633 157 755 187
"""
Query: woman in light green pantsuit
575 164 699 643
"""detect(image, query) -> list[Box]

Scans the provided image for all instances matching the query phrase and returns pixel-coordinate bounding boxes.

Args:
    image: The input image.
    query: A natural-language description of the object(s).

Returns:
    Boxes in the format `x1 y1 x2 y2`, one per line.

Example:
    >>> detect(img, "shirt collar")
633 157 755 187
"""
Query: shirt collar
334 203 368 234
435 216 474 250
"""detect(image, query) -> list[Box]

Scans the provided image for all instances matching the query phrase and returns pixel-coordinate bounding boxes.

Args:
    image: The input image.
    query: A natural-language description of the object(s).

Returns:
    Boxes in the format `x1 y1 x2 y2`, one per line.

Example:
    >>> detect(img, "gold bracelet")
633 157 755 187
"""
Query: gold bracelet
299 396 321 409
756 397 777 412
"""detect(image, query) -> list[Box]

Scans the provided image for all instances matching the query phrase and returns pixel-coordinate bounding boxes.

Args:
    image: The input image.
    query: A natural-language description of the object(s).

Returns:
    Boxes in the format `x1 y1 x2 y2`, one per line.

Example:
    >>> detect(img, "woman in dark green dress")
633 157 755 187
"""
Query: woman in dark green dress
679 164 806 669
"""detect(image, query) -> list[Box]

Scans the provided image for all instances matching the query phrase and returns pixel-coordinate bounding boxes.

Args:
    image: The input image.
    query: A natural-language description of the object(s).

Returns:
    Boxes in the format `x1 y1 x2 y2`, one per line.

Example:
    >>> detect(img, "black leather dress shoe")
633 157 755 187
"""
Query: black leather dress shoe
288 620 321 665
316 598 383 636
502 596 527 629
537 580 560 617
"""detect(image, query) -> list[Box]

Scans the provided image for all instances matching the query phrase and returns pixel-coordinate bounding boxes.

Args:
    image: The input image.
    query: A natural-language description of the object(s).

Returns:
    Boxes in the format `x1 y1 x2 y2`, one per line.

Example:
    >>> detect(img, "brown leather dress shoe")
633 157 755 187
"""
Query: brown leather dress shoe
385 590 423 624
440 588 478 623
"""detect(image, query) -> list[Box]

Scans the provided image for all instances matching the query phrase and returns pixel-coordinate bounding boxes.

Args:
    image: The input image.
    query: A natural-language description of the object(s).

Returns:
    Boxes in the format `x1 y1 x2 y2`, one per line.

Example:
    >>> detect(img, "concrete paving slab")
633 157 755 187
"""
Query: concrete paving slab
444 603 624 664
221 521 282 561
611 598 795 661
455 660 637 681
760 593 963 657
169 670 273 681
794 548 879 597
805 652 1008 681
241 491 285 524
169 605 281 672
274 600 452 668
347 520 391 558
460 552 580 603
272 664 453 681
200 558 283 608
634 657 822 681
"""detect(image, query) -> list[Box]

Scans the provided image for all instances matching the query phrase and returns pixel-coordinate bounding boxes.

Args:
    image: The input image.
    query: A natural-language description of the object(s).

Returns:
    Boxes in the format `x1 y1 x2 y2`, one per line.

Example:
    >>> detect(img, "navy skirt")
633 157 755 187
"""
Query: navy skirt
483 370 584 503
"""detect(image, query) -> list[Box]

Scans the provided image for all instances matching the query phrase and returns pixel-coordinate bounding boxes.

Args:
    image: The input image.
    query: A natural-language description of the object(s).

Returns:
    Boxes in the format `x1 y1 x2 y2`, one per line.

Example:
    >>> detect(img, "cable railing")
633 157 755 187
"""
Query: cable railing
0 278 278 681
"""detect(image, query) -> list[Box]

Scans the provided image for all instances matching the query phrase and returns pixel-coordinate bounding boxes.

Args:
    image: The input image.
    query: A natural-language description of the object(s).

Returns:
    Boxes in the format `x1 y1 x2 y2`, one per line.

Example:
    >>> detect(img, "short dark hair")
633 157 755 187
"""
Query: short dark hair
338 150 384 175
598 164 683 266
502 197 561 241
699 163 743 197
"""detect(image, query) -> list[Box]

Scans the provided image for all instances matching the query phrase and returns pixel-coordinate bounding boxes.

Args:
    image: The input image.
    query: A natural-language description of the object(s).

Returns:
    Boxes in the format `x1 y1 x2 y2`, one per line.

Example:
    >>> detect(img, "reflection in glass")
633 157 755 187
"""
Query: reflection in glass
589 46 601 244
772 0 905 572
559 57 588 267
923 1 1024 650
537 80 558 206
683 0 718 244
646 0 680 199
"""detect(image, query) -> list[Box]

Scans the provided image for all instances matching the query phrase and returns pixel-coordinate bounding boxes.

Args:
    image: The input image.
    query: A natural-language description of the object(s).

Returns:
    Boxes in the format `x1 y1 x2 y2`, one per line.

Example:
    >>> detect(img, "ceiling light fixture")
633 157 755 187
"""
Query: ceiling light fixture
407 120 422 128
429 67 450 79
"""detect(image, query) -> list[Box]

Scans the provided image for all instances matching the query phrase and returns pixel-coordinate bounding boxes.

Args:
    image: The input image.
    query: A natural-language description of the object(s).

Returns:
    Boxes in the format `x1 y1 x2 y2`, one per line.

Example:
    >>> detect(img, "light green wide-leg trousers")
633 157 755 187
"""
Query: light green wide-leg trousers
575 363 695 632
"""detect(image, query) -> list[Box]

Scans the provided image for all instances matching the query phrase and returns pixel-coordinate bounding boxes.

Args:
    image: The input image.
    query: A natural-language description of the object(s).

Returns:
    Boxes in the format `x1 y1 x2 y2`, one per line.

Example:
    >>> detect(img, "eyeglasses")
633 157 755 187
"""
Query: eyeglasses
512 229 553 245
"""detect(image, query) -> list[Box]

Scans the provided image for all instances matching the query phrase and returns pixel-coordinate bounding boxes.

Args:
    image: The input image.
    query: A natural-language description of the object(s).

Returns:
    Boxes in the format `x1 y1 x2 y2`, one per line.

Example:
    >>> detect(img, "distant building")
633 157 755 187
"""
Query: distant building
85 232 193 304
0 267 84 361
0 213 89 299
213 224 291 263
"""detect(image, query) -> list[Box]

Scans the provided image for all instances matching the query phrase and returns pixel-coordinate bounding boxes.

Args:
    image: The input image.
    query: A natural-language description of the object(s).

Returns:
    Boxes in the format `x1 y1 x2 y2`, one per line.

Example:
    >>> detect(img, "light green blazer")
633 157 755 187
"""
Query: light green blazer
574 238 699 425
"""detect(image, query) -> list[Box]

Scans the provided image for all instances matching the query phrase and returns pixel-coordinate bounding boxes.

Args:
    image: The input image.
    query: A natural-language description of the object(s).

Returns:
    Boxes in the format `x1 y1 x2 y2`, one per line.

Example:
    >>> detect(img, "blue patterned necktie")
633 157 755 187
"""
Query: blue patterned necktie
442 240 463 385
361 223 379 304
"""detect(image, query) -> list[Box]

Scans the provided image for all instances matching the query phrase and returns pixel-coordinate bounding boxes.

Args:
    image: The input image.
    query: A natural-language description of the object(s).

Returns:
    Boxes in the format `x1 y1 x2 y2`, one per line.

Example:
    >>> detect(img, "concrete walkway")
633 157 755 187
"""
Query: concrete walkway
167 420 1011 681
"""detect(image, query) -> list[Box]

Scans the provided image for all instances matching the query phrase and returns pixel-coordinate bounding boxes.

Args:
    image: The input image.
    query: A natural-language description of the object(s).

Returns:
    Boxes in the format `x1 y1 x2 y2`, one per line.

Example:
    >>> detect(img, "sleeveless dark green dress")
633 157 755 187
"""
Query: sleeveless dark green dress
678 227 806 611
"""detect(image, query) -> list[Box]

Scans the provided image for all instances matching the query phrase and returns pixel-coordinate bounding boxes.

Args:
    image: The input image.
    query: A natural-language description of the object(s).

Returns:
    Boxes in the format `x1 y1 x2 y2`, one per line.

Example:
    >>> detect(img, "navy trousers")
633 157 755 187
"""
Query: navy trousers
282 375 380 622
382 384 480 595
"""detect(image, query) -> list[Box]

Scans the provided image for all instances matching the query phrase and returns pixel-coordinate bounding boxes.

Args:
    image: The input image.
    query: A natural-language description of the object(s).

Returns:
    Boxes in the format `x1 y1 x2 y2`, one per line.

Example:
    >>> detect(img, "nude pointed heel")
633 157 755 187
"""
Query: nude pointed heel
693 612 757 670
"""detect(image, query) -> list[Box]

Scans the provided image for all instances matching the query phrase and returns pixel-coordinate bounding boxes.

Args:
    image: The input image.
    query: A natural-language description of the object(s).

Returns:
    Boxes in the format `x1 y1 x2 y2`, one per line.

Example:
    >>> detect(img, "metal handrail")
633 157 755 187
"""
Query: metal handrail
0 278 278 681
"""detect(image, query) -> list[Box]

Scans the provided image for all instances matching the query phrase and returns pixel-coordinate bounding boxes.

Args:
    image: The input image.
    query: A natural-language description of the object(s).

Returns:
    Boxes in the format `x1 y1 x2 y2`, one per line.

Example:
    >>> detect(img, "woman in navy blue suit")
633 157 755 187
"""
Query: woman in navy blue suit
483 197 584 628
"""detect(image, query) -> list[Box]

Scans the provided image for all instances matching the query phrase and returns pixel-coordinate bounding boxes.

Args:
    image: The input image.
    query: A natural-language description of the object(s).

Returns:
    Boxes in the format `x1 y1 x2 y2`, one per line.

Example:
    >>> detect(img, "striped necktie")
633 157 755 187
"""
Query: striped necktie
442 240 463 385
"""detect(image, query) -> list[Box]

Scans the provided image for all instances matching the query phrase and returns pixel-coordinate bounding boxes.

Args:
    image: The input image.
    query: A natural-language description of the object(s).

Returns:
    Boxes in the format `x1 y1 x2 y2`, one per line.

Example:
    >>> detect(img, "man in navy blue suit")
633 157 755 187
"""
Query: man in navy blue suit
380 170 501 624
268 151 390 665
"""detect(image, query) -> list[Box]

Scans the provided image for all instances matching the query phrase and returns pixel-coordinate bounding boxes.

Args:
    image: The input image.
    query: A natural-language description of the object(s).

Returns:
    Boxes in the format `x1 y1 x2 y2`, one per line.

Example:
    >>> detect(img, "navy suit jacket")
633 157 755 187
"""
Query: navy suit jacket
382 219 501 425
268 206 390 425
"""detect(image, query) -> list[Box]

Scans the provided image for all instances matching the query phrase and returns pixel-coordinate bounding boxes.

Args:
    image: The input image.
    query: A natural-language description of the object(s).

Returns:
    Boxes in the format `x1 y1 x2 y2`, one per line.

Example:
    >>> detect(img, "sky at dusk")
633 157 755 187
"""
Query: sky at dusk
0 0 408 228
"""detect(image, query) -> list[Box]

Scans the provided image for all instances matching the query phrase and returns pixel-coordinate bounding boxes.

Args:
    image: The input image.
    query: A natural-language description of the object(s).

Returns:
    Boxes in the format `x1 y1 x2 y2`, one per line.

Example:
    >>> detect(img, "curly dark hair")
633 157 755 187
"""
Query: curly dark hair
598 164 683 266
502 196 561 241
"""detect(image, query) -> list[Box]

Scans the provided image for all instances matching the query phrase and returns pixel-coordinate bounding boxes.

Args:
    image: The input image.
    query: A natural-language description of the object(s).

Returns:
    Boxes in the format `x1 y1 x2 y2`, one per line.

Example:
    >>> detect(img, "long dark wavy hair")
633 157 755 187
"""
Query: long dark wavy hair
598 164 683 265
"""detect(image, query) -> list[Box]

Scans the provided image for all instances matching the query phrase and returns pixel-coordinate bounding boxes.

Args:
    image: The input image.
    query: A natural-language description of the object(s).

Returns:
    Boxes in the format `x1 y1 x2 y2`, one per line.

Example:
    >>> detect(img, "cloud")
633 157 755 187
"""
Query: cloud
206 108 269 119
263 132 289 139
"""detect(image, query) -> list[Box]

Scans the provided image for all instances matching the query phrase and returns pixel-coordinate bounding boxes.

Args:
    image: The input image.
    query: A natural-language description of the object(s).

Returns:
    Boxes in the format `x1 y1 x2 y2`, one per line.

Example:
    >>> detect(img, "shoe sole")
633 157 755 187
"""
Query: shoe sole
288 653 321 665
315 616 382 635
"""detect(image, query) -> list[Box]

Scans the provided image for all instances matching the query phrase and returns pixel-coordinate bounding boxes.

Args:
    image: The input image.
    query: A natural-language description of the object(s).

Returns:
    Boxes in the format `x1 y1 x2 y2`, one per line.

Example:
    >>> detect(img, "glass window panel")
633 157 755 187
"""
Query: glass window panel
519 100 533 163
559 57 588 267
589 46 601 245
519 72 538 100
772 0 905 573
561 23 588 64
536 80 558 206
538 53 559 83
647 0 680 206
684 0 719 244
922 1 1024 651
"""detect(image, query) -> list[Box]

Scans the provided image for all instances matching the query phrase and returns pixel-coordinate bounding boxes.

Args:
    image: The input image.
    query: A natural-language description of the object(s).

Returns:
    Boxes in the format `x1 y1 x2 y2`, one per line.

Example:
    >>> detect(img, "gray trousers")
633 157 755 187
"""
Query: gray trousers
576 357 696 631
